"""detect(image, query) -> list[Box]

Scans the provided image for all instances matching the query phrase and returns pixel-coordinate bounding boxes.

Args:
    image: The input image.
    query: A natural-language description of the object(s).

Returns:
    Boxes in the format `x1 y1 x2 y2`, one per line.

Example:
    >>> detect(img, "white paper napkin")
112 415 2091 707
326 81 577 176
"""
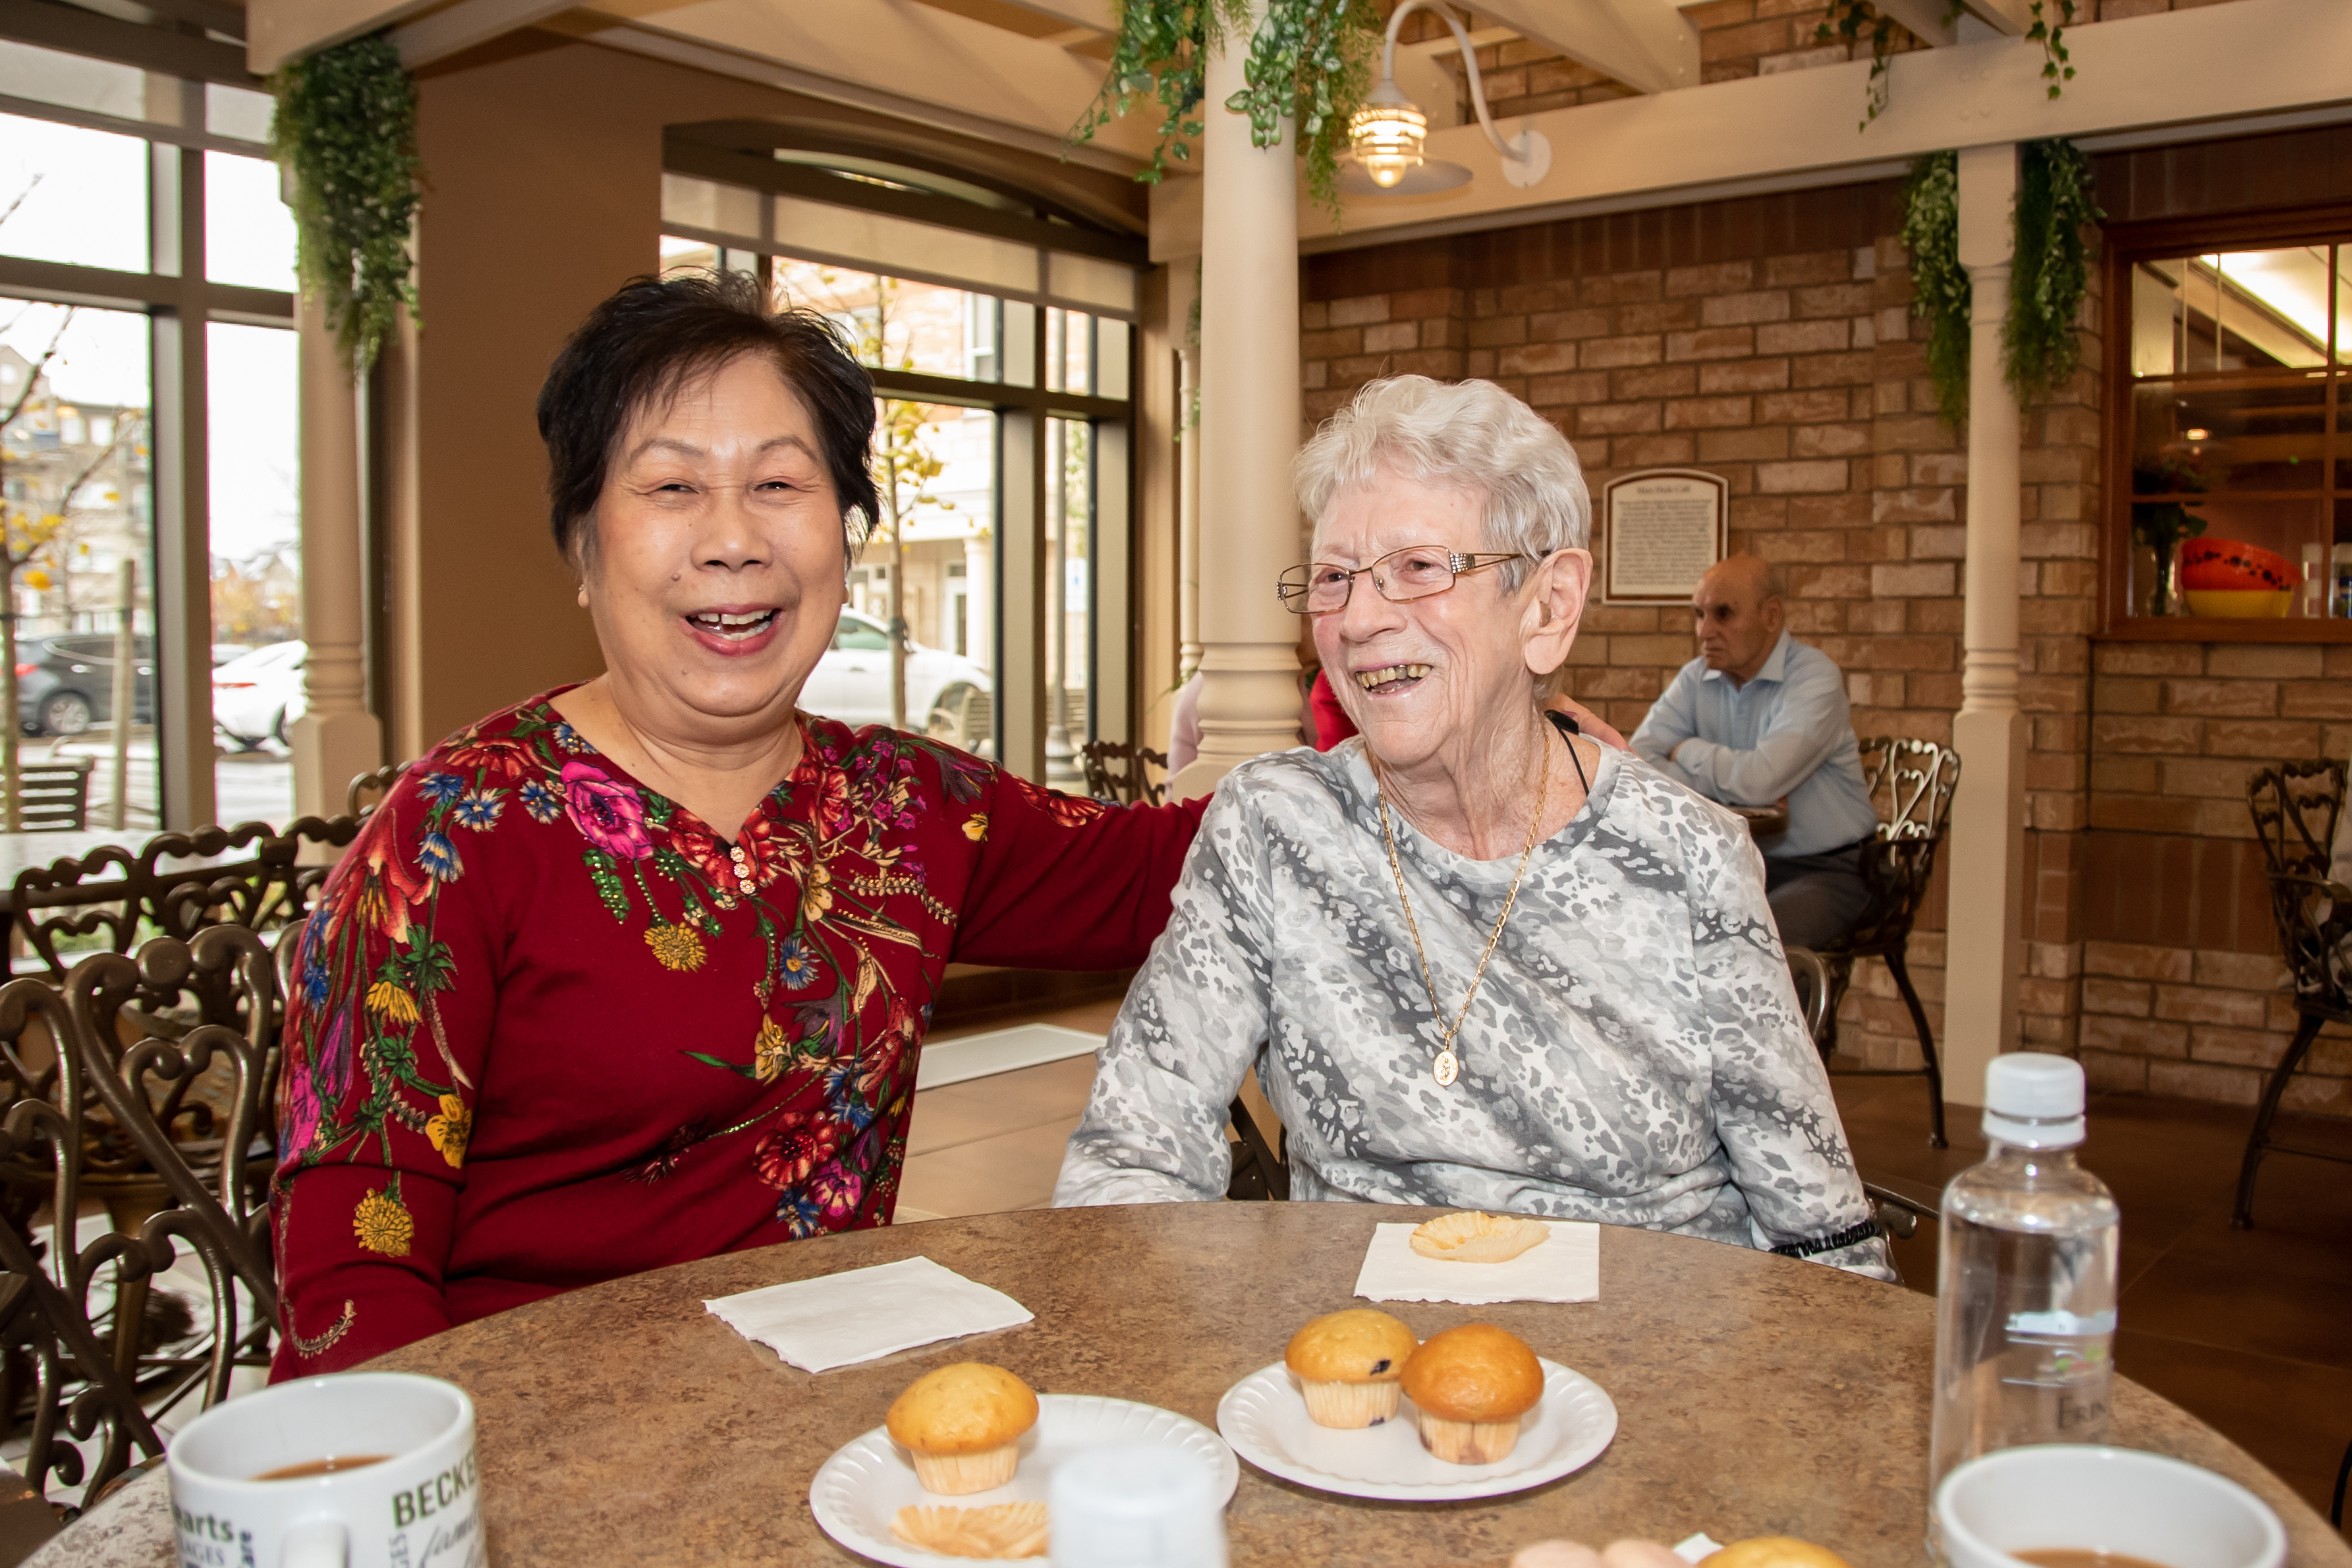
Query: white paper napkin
1352 1219 1601 1304
1674 1534 1727 1563
703 1254 1034 1373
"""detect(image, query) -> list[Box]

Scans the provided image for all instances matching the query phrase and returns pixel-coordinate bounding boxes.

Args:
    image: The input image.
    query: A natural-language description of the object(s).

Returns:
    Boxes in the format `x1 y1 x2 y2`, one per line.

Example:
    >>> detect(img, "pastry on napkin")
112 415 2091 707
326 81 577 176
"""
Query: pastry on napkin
1355 1219 1599 1305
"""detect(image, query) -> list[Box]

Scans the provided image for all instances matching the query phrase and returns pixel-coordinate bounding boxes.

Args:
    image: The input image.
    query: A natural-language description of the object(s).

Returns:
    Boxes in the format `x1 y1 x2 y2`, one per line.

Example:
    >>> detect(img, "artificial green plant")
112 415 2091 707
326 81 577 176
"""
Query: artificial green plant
271 34 426 374
1069 0 1381 217
1816 0 2078 128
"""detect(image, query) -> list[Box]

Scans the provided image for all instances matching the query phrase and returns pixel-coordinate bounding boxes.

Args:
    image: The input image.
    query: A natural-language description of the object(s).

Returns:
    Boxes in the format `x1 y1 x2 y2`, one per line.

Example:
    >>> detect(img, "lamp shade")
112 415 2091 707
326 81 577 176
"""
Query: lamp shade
1349 82 1427 188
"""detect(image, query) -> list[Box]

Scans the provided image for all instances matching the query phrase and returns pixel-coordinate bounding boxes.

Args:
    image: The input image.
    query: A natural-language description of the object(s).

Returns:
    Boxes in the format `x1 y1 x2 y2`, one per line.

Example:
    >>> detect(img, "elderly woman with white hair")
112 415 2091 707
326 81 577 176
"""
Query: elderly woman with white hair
1054 375 1890 1277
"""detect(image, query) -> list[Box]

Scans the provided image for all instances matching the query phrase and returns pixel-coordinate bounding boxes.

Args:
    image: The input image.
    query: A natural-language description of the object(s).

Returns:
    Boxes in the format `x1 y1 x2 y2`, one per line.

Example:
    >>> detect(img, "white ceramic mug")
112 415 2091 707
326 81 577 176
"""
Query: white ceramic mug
166 1372 484 1568
1936 1445 2285 1568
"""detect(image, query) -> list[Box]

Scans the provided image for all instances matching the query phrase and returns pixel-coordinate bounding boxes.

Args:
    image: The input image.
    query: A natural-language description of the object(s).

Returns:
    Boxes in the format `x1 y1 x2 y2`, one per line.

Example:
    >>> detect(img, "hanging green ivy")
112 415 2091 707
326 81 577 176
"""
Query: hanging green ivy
271 34 425 375
1899 138 2100 430
1818 0 2076 128
1899 150 1969 430
2006 137 2102 403
1069 0 1380 217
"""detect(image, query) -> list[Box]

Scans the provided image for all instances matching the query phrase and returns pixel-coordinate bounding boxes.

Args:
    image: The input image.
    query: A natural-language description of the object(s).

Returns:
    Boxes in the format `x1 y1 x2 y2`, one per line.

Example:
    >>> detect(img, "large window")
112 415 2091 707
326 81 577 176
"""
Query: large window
659 142 1140 785
2106 215 2352 639
0 32 299 828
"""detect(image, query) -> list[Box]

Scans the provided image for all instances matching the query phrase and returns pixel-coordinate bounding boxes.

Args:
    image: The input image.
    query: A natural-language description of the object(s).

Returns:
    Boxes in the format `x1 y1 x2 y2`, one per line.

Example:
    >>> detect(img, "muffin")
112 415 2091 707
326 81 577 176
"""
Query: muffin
1284 1308 1420 1428
885 1363 1040 1495
1411 1210 1551 1264
1702 1540 1853 1568
1399 1322 1544 1463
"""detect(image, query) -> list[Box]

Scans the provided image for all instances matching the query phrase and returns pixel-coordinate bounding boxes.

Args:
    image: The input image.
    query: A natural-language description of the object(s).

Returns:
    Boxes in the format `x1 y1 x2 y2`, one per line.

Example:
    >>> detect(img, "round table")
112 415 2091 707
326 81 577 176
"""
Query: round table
35 1204 2351 1568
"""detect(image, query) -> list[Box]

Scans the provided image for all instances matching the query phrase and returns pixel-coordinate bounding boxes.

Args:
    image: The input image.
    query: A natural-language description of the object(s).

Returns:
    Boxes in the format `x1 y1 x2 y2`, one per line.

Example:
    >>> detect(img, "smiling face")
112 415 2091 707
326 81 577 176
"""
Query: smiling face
576 352 847 741
1309 466 1583 777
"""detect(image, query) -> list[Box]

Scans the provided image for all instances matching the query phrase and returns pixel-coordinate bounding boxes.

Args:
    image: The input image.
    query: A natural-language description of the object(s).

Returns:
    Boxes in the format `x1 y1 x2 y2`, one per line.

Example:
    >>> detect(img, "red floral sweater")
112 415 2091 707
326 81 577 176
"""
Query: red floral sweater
271 692 1202 1376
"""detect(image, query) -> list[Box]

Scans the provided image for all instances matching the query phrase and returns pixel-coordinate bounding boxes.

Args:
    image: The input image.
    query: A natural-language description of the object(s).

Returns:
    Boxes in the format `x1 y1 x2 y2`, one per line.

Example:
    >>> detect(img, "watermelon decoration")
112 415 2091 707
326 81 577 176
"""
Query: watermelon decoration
2178 538 2293 592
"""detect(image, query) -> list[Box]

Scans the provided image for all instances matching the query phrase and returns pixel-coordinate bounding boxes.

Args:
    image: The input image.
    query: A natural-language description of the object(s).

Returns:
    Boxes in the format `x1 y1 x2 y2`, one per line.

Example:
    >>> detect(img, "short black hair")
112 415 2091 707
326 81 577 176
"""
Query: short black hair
536 270 880 565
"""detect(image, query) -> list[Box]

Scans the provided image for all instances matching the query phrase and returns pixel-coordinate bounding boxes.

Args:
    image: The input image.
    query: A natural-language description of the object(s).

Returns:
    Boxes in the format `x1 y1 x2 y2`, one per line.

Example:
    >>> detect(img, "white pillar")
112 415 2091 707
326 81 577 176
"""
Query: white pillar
1943 142 2028 1109
1167 0 1305 802
289 296 383 824
1173 259 1204 686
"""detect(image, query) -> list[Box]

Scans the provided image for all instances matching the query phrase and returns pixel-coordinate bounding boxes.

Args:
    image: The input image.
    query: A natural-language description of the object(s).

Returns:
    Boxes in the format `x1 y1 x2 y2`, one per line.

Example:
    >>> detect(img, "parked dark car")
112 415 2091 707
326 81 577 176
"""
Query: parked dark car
15 634 155 737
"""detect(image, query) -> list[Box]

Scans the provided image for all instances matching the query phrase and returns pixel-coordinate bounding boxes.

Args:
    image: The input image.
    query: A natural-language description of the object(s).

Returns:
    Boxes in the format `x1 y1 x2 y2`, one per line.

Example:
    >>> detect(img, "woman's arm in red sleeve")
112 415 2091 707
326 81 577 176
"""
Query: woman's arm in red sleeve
269 768 504 1376
948 773 1209 970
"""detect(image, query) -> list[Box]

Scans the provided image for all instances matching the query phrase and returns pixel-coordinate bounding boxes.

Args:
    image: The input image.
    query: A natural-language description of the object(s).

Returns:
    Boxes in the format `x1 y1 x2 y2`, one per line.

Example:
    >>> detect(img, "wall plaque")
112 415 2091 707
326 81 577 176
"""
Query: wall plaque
1600 468 1728 605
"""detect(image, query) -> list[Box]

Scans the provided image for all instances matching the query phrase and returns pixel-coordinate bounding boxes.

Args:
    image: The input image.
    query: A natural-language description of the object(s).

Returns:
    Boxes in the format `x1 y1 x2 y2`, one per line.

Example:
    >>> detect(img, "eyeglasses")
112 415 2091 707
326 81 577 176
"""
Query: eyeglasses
1277 547 1529 615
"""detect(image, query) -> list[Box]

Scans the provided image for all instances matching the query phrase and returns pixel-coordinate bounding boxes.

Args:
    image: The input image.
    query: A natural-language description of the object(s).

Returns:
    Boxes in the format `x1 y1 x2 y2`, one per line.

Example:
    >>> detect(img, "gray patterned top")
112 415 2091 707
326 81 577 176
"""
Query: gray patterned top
1053 737 1893 1281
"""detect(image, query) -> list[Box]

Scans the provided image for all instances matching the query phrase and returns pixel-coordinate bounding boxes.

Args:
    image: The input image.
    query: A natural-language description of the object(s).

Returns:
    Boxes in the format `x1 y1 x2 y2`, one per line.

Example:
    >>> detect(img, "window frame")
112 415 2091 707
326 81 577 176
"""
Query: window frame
2098 204 2352 643
0 18 295 826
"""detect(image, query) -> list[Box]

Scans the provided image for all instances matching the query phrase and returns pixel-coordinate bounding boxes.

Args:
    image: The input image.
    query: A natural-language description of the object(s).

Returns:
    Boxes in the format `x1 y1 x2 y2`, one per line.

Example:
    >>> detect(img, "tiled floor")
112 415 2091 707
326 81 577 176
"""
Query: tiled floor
903 1021 2352 1521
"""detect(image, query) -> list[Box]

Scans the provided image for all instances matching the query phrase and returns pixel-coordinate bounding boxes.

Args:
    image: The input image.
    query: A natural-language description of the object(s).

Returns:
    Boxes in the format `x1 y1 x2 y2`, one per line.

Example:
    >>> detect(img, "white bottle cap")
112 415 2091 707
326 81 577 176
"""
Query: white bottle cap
1981 1052 2086 1148
1048 1442 1227 1568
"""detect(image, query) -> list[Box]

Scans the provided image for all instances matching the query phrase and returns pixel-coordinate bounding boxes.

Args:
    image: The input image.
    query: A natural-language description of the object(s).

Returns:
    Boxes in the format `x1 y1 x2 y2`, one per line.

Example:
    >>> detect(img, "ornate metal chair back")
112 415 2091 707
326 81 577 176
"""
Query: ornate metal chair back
1843 737 1963 953
2245 760 2351 1014
0 929 281 1502
8 842 148 984
1080 741 1169 806
152 815 362 967
1783 946 1834 1050
347 760 412 822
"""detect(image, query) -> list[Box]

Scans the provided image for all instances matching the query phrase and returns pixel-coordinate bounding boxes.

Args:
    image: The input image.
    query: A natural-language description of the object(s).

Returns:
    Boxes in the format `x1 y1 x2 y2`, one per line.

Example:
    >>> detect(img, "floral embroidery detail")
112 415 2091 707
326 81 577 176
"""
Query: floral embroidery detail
551 721 593 754
962 814 988 842
776 938 819 989
417 833 462 883
754 1108 841 1190
453 790 505 831
418 771 466 804
445 736 532 779
343 826 430 944
365 980 418 1027
644 922 708 972
518 778 562 824
800 860 833 923
426 1095 472 1168
752 1017 790 1082
288 1298 357 1359
563 760 652 860
808 1161 862 1221
352 1187 412 1256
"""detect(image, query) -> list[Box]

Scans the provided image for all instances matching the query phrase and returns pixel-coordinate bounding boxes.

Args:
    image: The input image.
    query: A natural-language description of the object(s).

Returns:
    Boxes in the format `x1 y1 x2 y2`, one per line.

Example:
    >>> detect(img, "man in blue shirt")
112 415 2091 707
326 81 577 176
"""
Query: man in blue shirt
1631 555 1880 950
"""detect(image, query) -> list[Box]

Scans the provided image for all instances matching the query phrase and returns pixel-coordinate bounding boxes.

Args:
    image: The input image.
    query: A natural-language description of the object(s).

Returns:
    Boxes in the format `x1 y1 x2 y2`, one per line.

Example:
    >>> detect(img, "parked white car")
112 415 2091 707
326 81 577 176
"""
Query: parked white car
800 609 993 750
212 640 306 749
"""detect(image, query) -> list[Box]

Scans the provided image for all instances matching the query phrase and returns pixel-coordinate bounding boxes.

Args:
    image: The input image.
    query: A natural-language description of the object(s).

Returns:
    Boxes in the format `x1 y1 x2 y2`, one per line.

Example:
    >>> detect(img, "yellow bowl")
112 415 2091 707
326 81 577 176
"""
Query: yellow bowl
2182 588 2291 619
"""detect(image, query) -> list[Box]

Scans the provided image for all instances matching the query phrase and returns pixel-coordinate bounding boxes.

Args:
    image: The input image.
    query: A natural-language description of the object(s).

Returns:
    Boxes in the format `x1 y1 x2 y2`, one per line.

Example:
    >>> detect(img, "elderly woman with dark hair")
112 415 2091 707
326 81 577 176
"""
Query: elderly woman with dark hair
270 273 1204 1376
1056 376 1890 1280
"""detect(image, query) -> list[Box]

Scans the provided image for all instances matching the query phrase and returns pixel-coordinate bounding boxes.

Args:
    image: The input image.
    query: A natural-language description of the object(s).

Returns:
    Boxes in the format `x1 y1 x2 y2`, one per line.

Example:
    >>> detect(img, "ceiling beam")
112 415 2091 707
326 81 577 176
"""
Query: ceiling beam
1870 0 1958 48
389 0 576 64
1465 0 1699 95
1953 0 2029 36
1286 0 2352 248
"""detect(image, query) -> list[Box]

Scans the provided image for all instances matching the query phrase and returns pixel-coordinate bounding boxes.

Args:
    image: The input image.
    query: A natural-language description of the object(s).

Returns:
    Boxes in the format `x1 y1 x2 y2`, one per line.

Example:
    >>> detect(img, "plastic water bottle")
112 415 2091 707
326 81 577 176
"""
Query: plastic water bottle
1928 1053 2121 1511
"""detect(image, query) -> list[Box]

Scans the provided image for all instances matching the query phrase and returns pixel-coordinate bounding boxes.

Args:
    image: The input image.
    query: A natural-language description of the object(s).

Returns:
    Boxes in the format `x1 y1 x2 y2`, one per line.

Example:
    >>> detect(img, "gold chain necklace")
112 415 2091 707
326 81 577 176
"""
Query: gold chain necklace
1374 723 1553 1087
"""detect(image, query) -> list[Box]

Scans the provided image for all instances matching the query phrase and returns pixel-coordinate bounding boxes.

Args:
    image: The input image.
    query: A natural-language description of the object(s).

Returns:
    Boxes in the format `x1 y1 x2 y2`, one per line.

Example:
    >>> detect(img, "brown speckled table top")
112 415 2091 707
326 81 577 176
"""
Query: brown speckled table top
30 1204 2349 1568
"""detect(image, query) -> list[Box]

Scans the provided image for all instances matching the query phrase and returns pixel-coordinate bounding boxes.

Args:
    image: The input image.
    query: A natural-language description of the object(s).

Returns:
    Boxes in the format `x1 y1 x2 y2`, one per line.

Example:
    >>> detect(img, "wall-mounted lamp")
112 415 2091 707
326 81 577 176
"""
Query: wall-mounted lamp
1347 0 1551 195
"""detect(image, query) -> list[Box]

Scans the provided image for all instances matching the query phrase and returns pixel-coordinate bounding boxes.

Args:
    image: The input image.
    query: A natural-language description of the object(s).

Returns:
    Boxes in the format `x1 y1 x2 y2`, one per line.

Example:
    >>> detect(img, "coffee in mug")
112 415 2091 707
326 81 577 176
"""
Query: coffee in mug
1934 1445 2283 1568
167 1372 482 1568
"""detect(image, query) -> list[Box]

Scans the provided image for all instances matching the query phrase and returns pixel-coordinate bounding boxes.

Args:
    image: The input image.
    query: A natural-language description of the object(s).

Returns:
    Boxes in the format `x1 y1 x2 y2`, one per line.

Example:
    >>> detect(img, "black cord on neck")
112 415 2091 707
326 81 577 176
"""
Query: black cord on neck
1542 708 1592 797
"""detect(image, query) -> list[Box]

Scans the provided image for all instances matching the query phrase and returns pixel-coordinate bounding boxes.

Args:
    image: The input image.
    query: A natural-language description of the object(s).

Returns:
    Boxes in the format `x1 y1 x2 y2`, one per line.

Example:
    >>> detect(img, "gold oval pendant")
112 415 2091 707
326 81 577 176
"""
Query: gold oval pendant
1433 1050 1460 1087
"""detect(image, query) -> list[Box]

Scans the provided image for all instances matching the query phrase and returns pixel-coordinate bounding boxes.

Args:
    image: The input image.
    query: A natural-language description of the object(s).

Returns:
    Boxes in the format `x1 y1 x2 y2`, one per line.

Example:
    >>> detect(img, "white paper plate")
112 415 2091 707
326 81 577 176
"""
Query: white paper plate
1216 1358 1617 1501
810 1393 1239 1566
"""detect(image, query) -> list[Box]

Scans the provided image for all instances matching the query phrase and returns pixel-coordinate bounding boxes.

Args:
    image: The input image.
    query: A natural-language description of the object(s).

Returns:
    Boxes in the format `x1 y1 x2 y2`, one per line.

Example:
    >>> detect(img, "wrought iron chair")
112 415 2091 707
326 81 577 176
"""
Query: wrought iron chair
1080 741 1169 807
347 759 412 822
1787 944 1938 1278
7 822 276 986
0 930 279 1506
1815 737 1962 1148
2235 760 2352 1229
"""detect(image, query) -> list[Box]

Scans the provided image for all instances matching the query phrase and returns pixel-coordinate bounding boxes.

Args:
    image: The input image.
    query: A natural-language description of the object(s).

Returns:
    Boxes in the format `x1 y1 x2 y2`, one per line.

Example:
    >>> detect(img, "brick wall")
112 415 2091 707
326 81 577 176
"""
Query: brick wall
1299 159 2346 1120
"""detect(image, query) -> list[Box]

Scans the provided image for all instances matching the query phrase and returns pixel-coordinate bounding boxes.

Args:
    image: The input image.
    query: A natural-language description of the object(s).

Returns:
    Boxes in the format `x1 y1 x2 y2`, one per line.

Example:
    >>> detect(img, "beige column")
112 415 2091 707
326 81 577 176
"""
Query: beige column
1167 0 1305 802
289 296 383 822
1942 141 2027 1111
1173 258 1204 685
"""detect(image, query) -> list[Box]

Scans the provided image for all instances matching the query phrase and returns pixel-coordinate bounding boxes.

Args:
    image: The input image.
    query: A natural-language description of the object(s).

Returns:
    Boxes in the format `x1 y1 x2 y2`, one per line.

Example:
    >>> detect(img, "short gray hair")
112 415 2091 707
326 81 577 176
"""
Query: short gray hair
1294 376 1590 588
